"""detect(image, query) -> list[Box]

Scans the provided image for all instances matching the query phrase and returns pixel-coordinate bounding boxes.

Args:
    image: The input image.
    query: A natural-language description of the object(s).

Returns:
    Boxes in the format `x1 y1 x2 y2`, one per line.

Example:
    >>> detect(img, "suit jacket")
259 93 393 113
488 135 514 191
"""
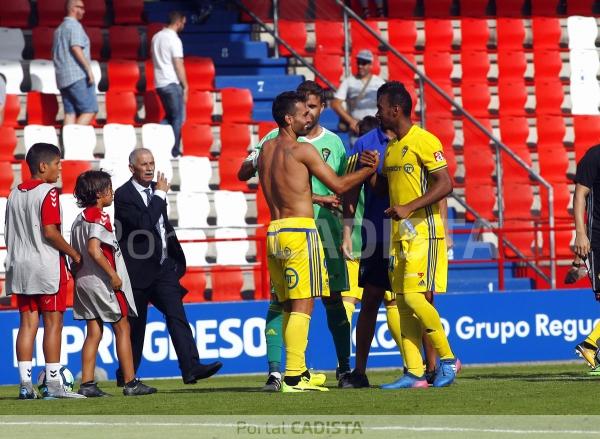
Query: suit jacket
114 179 186 290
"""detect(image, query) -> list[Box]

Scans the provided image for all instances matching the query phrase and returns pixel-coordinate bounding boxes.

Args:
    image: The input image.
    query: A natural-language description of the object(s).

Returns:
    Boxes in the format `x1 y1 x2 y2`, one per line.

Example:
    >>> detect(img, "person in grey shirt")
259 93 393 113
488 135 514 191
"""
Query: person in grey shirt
52 0 97 125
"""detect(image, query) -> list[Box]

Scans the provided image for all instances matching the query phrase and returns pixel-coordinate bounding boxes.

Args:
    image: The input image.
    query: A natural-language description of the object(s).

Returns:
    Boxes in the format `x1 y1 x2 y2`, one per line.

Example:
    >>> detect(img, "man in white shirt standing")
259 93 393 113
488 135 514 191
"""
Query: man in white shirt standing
151 11 189 158
331 50 385 142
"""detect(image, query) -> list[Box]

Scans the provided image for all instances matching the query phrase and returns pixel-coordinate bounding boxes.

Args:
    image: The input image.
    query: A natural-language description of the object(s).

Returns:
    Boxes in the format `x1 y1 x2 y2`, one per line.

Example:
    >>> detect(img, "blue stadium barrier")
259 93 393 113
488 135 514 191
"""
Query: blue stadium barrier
0 289 595 385
181 39 269 59
215 75 304 100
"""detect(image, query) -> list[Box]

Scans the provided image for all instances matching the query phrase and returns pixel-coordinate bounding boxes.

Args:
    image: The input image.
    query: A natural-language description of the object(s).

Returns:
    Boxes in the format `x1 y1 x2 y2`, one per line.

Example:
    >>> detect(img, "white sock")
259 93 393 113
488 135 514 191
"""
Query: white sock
18 361 33 384
270 371 281 380
45 363 61 383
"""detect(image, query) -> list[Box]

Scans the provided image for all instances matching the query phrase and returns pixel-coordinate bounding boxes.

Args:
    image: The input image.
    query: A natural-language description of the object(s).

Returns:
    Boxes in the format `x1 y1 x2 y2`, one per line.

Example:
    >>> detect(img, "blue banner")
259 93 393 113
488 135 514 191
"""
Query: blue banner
0 289 598 385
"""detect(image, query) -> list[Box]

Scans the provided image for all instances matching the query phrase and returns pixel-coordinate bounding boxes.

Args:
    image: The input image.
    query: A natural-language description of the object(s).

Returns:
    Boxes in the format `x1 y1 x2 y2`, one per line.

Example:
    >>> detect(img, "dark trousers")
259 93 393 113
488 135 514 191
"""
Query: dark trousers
129 258 198 376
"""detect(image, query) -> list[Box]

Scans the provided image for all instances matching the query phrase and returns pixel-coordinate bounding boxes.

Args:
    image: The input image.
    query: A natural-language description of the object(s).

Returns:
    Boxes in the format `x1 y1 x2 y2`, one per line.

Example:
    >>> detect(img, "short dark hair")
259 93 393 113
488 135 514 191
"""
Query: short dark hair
358 116 380 136
297 80 325 105
272 91 306 127
26 143 61 175
168 10 186 24
377 81 412 117
74 170 113 208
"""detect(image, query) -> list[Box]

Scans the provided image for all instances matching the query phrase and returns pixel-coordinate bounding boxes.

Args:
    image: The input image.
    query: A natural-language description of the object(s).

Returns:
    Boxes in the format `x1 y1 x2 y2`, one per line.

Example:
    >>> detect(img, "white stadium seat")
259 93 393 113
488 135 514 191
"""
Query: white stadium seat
179 156 211 192
214 190 248 227
141 123 174 181
0 28 25 60
0 60 23 94
59 194 81 240
102 123 137 161
177 228 209 267
99 158 132 191
568 16 598 50
215 227 249 265
176 191 210 228
29 60 59 94
0 197 7 236
62 125 97 160
23 125 58 153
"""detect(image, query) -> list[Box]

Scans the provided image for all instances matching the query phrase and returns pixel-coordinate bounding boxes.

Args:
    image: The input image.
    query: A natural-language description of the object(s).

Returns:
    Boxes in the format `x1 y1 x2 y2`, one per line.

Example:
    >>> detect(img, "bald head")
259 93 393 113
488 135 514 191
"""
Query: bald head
66 0 85 19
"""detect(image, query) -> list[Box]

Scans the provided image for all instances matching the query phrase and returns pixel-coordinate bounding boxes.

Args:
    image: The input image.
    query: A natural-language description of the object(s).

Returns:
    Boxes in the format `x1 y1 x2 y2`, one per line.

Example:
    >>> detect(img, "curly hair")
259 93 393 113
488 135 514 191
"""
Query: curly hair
73 170 113 208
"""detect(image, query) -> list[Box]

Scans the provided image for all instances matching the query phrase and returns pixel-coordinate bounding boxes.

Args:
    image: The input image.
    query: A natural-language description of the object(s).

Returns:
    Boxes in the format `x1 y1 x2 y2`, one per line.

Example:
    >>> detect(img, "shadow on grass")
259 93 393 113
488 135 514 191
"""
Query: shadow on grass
460 371 596 382
161 387 265 394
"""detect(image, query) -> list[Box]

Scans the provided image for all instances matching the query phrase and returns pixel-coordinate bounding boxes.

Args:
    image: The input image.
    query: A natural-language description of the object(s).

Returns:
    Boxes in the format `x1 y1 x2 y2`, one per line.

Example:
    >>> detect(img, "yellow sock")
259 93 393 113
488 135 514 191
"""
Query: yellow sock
585 321 600 348
342 300 355 328
385 304 402 354
404 292 454 360
396 294 425 376
283 312 310 377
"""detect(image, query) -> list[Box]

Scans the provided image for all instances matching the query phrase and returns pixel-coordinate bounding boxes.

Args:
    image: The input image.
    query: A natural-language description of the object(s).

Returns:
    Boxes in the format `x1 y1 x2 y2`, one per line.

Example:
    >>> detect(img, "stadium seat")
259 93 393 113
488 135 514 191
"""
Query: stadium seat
107 60 140 92
2 94 20 127
176 192 210 228
465 181 495 220
179 156 212 192
423 81 455 118
495 0 526 16
530 0 561 16
497 49 527 81
277 20 308 57
503 182 534 220
255 186 270 225
106 91 138 124
424 19 454 52
0 127 17 160
59 194 81 239
314 0 343 19
540 182 572 220
533 50 564 81
210 267 243 302
185 57 215 91
31 27 55 59
567 16 598 50
215 190 248 227
534 79 565 115
62 125 96 160
541 226 574 259
219 123 251 159
0 161 13 197
144 59 156 91
0 196 7 234
537 146 568 184
460 50 490 83
279 0 308 20
462 118 494 181
99 158 131 190
60 160 93 194
497 79 528 116
0 0 30 28
502 219 535 258
314 20 344 55
20 160 31 181
387 19 417 54
181 123 214 157
351 19 382 55
181 271 207 303
460 81 491 117
387 0 418 17
37 0 65 27
460 18 490 51
29 60 59 94
113 0 144 25
573 115 600 162
108 26 141 60
423 0 454 17
499 115 532 181
531 17 562 50
81 0 106 27
0 28 25 60
143 90 165 123
186 90 214 124
258 121 277 140
145 22 163 55
314 53 343 89
567 0 596 15
23 125 58 153
218 157 250 192
424 117 456 178
102 123 137 161
215 228 249 265
240 0 271 22
221 88 253 123
423 51 454 84
26 92 58 126
460 0 491 16
85 26 104 61
536 114 566 147
141 123 174 181
387 52 417 86
496 18 525 50
0 61 23 94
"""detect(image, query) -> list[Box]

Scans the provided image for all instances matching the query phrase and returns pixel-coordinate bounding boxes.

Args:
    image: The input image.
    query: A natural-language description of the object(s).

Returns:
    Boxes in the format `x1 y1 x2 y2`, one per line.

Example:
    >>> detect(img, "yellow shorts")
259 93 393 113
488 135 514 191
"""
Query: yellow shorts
388 237 447 294
342 259 363 300
267 217 330 302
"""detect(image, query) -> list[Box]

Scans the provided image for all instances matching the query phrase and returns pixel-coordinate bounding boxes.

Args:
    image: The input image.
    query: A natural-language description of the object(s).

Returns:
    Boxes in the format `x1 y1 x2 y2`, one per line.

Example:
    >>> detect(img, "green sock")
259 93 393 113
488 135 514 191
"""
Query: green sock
265 301 283 374
324 299 351 374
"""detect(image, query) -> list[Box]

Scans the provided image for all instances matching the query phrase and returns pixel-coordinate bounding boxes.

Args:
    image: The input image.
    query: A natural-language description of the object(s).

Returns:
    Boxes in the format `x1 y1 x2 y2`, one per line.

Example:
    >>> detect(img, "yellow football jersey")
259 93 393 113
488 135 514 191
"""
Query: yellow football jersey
383 125 448 240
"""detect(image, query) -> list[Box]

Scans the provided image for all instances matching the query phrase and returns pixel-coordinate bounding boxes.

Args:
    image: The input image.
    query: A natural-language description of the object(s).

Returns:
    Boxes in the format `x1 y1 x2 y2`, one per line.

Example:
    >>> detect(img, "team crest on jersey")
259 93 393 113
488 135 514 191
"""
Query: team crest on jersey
404 163 414 174
418 279 426 287
401 146 408 157
285 268 299 289
433 151 445 162
322 148 331 162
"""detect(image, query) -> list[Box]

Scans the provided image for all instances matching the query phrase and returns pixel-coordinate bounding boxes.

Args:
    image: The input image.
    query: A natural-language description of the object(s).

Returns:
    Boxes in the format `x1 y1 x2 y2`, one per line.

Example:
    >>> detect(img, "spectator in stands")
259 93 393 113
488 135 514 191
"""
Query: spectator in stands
52 0 98 125
331 50 385 143
114 148 222 386
0 74 6 126
359 0 385 18
151 11 189 158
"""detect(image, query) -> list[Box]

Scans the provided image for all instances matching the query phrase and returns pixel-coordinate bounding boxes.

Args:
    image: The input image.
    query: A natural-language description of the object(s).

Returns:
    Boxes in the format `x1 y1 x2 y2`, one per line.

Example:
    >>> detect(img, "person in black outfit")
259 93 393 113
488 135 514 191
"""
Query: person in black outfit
114 148 222 385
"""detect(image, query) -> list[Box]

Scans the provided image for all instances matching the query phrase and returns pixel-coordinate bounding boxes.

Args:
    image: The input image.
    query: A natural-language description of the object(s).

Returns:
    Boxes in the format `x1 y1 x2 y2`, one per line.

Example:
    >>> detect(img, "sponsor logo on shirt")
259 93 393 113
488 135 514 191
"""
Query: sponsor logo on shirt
322 148 331 162
403 164 414 174
434 151 445 162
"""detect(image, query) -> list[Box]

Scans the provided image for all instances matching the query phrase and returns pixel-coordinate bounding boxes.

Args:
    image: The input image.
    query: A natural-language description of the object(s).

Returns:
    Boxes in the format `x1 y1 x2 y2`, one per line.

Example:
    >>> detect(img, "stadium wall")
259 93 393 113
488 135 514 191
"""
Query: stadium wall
0 289 597 385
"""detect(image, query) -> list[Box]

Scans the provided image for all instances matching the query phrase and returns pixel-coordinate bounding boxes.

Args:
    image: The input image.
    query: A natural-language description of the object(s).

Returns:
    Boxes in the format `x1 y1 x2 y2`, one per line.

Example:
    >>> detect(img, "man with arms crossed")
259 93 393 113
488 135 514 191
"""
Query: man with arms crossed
259 91 378 392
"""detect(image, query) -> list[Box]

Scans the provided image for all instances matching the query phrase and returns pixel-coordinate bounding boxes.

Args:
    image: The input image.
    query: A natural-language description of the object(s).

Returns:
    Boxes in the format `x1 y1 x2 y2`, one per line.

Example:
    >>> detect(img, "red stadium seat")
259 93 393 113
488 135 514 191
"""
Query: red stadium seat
423 81 455 118
143 90 165 123
280 0 309 20
81 0 107 27
537 146 568 184
534 79 564 115
460 0 491 16
536 114 566 147
497 49 527 81
387 0 418 18
387 19 417 54
533 50 564 80
496 18 525 50
0 0 31 28
37 0 65 27
314 0 343 20
107 60 140 92
315 20 344 55
531 17 562 50
86 27 104 61
181 123 214 157
0 161 14 197
219 123 251 159
503 182 534 220
530 0 561 16
61 160 93 194
186 90 213 124
314 53 343 89
465 181 495 220
495 0 526 16
351 20 383 55
540 182 572 220
424 117 456 179
181 271 207 303
460 18 490 51
26 92 59 125
2 95 21 127
240 0 271 22
462 118 494 181
185 57 215 91
503 220 535 258
108 26 141 60
221 88 253 123
460 50 490 83
423 0 454 17
258 121 277 140
255 186 270 225
31 27 54 59
424 19 454 52
387 52 417 85
277 20 308 56
144 60 155 90
0 127 17 161
499 115 532 171
218 157 250 191
460 81 491 117
573 115 600 162
567 0 595 15
253 266 270 300
106 91 138 124
146 22 163 54
497 79 527 116
20 160 31 181
541 224 573 258
423 51 453 83
210 267 243 302
113 0 144 25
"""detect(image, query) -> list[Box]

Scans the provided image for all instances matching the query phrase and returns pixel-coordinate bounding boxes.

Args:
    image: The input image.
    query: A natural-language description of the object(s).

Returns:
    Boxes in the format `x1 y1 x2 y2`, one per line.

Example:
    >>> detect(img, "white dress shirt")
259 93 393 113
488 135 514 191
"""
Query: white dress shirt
131 179 168 262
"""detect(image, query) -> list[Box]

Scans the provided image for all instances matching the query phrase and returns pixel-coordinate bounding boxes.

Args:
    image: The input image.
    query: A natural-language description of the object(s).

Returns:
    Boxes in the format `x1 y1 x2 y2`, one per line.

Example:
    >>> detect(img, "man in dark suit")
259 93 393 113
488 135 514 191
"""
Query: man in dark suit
114 148 222 385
